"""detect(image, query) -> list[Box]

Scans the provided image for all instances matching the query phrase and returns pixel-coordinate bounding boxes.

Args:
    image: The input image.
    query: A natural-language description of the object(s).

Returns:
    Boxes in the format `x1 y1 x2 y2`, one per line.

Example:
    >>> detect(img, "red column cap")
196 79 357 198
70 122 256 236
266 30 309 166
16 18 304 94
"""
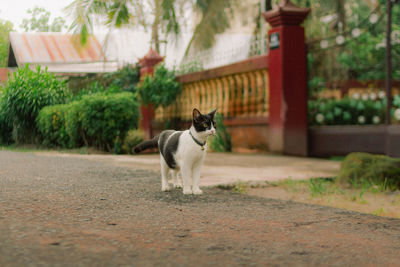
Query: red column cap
139 48 164 68
263 0 310 27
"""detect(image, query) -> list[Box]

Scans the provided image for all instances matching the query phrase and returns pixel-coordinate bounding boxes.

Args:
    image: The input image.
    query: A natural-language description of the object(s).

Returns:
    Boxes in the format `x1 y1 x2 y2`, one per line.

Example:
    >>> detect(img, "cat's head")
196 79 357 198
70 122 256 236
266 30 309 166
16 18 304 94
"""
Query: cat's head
192 108 217 137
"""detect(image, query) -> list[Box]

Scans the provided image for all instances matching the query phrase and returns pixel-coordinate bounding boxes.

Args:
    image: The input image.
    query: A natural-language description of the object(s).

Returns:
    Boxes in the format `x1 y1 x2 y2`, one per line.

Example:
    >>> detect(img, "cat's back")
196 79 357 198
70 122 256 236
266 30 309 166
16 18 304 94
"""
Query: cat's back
158 130 184 169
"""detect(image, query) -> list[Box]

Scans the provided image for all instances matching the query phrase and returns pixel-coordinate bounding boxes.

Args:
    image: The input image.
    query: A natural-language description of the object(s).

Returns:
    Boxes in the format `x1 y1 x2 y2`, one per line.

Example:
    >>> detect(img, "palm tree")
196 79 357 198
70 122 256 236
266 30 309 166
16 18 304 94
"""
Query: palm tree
65 0 236 54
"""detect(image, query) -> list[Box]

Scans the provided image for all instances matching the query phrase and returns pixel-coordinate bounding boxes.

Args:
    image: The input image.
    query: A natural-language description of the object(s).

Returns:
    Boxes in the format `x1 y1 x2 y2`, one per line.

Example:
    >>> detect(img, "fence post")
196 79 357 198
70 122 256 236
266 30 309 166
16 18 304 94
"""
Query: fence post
139 48 164 139
263 0 310 156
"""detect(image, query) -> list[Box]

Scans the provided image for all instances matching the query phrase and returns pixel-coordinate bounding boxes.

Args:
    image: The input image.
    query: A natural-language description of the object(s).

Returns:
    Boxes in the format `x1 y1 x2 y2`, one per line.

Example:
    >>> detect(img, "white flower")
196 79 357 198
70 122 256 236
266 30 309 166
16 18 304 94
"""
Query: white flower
358 115 366 124
372 116 380 124
369 13 378 24
369 92 377 101
336 35 345 45
352 92 360 100
316 113 324 124
378 91 386 99
395 109 400 121
320 40 329 49
352 28 361 38
362 93 369 101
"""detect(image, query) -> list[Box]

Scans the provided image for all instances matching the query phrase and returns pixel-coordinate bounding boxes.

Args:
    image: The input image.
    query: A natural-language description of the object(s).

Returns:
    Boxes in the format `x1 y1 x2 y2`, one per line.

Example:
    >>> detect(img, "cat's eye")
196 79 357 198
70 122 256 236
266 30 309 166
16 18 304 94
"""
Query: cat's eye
203 123 208 128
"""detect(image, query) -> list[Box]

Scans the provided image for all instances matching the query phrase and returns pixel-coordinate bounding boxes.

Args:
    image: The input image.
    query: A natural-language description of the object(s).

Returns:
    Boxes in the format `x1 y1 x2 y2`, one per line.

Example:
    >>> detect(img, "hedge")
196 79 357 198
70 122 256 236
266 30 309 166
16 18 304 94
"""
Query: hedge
0 107 12 144
36 104 70 148
1 65 68 143
37 92 140 152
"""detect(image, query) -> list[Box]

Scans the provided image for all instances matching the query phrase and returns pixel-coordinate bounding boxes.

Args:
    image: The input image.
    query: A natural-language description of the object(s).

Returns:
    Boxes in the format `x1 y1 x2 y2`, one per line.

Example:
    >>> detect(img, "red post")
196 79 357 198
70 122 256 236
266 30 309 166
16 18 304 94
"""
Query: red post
263 0 310 156
139 48 164 139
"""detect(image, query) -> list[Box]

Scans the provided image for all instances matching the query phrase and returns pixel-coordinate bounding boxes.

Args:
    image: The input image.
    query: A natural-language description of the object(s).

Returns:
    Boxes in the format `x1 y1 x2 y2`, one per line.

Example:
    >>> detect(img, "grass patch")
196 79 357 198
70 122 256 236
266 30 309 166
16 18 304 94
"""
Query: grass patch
222 176 400 218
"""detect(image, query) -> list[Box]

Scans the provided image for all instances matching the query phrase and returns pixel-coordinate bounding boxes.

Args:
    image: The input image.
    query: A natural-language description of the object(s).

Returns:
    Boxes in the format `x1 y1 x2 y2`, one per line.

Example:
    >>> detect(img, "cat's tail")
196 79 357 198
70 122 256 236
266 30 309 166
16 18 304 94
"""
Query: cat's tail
133 135 159 153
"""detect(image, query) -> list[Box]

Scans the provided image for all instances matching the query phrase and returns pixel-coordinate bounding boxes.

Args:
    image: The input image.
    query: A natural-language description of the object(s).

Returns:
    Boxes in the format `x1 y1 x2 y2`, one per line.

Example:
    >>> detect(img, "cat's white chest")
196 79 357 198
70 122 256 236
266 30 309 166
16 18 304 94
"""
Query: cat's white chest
175 131 206 166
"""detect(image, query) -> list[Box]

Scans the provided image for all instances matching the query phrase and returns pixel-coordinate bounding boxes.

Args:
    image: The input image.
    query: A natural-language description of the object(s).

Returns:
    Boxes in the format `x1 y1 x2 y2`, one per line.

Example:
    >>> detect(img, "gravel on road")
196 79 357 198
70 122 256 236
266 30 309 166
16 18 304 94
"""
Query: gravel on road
0 151 399 266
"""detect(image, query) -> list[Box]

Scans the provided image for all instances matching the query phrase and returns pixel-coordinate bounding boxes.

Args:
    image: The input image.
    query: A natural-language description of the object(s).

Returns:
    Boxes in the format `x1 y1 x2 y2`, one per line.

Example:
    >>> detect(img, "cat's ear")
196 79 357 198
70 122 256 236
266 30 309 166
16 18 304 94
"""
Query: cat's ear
193 108 202 122
209 109 217 118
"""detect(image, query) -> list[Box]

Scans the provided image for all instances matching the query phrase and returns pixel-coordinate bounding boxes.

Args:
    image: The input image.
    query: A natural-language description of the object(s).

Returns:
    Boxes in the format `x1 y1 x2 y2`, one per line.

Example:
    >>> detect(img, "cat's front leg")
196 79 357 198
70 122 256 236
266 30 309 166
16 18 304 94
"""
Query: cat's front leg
181 166 193 194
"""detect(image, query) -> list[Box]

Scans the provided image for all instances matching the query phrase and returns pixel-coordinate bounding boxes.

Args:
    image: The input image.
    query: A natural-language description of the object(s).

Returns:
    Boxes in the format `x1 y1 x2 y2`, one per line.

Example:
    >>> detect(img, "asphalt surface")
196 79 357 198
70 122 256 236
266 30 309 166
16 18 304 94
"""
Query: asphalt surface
0 151 399 266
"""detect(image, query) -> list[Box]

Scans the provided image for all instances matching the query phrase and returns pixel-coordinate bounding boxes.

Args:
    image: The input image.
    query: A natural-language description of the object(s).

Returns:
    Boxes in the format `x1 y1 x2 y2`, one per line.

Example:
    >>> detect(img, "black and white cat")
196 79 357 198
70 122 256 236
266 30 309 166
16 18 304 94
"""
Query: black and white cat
134 108 216 195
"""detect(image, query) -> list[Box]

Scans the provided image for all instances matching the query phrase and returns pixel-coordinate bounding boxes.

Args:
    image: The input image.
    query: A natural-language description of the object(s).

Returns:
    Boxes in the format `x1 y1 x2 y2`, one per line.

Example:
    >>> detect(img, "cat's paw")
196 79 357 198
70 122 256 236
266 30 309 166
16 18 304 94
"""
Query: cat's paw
193 188 203 195
183 188 193 195
173 183 183 189
161 185 171 192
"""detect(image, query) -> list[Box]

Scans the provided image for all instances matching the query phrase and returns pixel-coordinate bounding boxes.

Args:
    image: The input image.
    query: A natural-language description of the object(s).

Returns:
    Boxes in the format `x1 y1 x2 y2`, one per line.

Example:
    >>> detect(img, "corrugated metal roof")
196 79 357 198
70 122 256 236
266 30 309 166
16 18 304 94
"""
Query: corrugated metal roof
8 32 118 73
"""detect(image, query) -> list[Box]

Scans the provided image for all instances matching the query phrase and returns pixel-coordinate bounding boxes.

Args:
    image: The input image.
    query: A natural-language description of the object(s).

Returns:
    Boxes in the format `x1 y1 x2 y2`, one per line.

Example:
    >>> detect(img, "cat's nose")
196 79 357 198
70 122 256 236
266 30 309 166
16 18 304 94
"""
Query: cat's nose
211 129 215 135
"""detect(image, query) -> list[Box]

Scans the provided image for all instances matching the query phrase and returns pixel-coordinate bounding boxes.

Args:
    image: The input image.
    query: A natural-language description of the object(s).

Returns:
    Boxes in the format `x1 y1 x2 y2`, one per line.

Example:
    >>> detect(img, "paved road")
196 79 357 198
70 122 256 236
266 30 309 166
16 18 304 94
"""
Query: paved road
35 152 341 186
0 151 399 266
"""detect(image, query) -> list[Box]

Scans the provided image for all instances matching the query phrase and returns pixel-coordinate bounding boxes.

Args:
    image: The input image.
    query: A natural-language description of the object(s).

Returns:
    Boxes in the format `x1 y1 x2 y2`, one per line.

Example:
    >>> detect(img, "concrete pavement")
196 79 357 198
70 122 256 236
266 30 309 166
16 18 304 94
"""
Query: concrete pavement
37 152 341 186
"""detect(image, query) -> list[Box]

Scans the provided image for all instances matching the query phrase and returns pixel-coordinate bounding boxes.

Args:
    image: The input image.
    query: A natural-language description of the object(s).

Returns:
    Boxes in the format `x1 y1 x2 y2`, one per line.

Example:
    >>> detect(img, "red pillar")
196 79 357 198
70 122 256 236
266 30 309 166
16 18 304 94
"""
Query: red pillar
139 48 164 139
263 0 310 156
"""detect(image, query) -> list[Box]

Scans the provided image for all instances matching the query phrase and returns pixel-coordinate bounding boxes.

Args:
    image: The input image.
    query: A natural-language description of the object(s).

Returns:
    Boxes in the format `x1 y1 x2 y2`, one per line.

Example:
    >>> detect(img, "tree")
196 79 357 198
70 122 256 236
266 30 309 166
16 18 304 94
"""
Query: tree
0 18 13 67
20 6 67 32
65 0 235 53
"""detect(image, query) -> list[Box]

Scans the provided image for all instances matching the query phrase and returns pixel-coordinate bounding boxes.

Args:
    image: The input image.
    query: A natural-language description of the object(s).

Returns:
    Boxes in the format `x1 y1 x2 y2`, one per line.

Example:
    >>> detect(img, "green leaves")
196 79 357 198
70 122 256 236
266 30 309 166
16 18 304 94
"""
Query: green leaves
208 113 231 152
37 92 140 152
1 64 68 143
20 6 67 32
0 18 14 67
138 64 181 108
308 96 386 126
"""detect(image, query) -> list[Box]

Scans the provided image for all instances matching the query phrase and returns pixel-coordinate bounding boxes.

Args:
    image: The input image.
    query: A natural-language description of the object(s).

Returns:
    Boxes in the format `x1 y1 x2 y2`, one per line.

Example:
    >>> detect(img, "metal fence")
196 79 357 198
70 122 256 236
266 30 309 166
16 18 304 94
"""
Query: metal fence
179 34 268 73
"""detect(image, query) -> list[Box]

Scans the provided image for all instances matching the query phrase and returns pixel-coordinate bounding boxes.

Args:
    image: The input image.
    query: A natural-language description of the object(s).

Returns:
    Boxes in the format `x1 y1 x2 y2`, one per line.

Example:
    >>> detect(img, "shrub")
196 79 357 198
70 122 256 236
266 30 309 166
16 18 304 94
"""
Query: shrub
64 101 85 148
308 97 386 126
1 65 68 143
67 80 123 102
138 64 181 108
36 92 140 152
0 106 12 144
209 113 232 152
37 104 69 147
79 92 140 151
105 64 140 93
337 152 400 190
122 129 146 154
67 64 140 95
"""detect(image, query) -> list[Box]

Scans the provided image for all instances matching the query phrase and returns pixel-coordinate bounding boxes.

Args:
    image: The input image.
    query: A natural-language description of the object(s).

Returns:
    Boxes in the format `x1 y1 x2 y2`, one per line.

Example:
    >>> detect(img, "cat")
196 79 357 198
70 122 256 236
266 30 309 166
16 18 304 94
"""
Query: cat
134 108 217 195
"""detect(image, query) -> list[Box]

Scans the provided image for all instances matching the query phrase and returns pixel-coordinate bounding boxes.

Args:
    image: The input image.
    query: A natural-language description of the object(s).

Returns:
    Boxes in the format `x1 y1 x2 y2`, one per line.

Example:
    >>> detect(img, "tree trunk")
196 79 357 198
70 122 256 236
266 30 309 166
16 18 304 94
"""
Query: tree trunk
152 0 162 53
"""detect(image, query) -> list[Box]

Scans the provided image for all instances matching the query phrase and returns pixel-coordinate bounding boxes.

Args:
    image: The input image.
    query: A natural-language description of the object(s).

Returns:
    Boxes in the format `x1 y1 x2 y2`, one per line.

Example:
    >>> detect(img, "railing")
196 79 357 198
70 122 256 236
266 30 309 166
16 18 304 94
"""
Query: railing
180 34 268 72
155 55 269 122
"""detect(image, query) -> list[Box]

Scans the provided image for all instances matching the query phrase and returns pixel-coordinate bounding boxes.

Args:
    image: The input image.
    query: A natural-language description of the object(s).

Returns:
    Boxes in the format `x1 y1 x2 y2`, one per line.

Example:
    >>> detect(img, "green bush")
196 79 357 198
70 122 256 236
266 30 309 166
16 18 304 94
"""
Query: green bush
308 97 386 126
67 80 122 102
209 113 232 152
36 92 140 152
67 64 140 95
138 64 181 108
79 92 139 151
337 152 400 190
122 129 146 154
1 65 68 143
0 106 12 144
37 104 69 147
64 101 85 148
